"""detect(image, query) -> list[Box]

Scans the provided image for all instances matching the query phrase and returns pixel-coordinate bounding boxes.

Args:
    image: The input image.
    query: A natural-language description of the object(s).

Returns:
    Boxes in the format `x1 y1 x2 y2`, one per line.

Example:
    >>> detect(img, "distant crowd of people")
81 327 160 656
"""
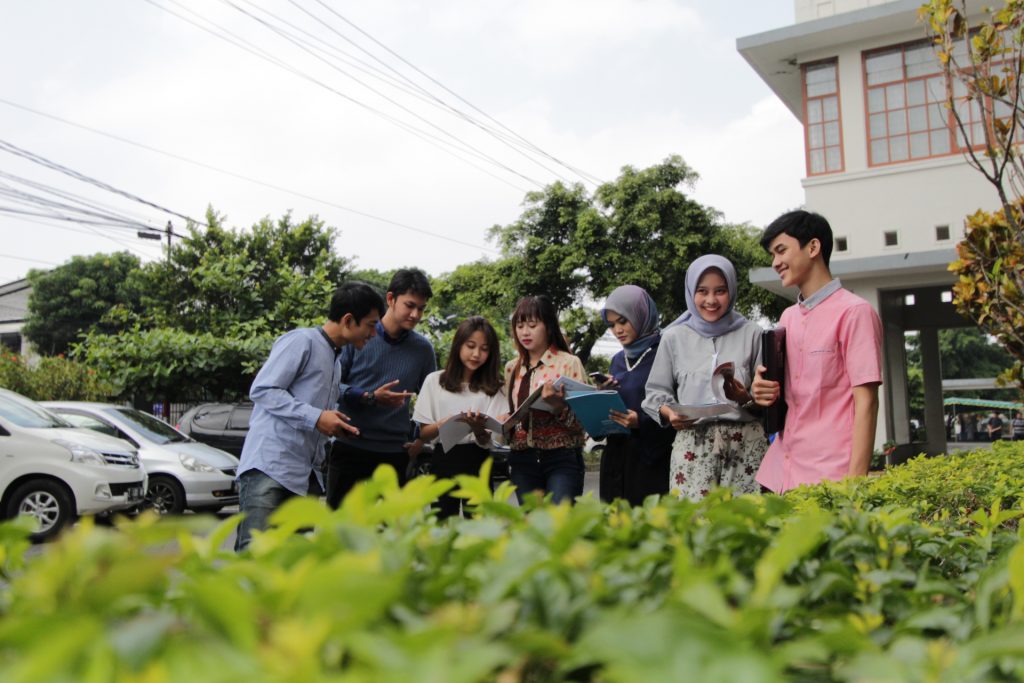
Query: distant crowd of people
232 210 885 551
952 411 1024 442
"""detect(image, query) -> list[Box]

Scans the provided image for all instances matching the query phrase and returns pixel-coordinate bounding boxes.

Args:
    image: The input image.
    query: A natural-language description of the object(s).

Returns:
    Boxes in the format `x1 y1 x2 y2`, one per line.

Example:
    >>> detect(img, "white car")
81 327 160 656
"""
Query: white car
44 402 239 515
0 389 145 541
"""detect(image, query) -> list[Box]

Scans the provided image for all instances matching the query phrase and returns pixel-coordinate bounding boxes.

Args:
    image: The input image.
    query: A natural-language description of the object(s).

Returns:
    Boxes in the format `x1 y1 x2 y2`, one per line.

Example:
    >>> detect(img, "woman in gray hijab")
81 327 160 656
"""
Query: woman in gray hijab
641 255 767 501
598 285 674 504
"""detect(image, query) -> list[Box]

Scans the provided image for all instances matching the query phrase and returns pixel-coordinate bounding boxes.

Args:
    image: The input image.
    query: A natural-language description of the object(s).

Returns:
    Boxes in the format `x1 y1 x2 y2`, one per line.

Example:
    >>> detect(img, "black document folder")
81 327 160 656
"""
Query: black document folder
762 327 787 434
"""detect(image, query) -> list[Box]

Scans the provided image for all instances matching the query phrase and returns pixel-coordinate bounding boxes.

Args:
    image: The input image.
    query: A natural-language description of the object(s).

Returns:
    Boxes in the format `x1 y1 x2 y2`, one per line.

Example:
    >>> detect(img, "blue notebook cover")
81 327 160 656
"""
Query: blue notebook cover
564 390 630 437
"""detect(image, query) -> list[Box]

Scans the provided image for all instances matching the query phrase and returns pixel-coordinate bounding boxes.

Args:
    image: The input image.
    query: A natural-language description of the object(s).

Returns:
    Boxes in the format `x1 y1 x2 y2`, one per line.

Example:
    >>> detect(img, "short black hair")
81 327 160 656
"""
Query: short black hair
388 268 433 299
760 210 834 267
328 281 386 323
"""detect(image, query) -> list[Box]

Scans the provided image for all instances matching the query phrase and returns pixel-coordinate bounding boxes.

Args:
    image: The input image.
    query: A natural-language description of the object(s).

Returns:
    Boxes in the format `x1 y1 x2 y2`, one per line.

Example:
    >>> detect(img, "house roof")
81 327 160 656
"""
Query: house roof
736 0 927 119
749 247 957 300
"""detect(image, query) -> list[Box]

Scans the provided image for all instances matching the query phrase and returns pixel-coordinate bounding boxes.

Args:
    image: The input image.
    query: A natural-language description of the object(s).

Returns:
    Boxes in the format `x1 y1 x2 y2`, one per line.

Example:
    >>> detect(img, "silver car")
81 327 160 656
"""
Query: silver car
0 389 145 541
44 402 239 515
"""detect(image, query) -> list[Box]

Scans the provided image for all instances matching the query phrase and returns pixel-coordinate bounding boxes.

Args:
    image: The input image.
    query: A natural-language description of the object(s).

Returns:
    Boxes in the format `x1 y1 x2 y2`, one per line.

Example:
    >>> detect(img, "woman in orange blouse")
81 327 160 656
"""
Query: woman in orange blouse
504 295 587 504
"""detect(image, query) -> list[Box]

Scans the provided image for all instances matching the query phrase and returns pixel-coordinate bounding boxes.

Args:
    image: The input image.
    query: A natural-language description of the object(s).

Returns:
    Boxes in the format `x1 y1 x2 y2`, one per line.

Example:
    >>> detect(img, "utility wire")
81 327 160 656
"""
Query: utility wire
0 169 166 233
150 0 536 192
0 212 160 260
254 0 577 186
0 139 204 230
0 252 60 267
0 97 500 254
220 0 553 187
306 0 604 185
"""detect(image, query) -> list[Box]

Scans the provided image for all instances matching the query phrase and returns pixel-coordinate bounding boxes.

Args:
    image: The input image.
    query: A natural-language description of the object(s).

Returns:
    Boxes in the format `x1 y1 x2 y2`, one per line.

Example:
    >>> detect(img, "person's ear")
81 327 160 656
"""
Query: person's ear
340 312 356 329
385 292 396 308
806 238 821 259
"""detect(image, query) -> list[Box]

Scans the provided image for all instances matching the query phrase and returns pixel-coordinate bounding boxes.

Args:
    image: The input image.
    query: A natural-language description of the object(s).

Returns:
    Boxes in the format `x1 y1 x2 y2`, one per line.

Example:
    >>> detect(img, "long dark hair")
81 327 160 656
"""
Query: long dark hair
439 316 502 396
509 295 570 365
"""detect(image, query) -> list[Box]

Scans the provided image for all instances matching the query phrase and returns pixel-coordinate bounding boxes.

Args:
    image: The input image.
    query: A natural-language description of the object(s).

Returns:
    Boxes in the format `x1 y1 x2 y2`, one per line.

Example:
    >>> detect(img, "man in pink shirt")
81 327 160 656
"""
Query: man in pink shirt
751 210 883 493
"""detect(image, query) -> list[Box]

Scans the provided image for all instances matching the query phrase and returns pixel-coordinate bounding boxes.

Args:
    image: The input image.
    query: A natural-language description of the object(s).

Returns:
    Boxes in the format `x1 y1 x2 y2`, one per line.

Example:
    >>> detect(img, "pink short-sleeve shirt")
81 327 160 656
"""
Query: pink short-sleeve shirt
756 287 883 493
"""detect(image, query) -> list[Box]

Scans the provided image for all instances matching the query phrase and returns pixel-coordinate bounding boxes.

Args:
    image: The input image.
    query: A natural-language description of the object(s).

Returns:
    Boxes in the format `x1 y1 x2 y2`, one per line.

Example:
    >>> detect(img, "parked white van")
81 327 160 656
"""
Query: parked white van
0 388 146 541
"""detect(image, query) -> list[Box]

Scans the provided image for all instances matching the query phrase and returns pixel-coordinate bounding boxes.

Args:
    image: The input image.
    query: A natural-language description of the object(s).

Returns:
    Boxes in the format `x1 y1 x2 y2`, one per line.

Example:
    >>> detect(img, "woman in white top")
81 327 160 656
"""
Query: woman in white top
413 316 506 518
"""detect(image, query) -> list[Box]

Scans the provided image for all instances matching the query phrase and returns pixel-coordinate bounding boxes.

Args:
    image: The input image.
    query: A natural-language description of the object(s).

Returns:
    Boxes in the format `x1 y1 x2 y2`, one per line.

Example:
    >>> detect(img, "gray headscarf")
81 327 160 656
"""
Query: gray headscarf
601 285 660 362
669 254 749 338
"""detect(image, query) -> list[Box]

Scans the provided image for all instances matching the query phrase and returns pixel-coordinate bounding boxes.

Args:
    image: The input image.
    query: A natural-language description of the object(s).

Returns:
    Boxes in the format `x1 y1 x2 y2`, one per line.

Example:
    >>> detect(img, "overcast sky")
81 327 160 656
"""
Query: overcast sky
0 0 804 286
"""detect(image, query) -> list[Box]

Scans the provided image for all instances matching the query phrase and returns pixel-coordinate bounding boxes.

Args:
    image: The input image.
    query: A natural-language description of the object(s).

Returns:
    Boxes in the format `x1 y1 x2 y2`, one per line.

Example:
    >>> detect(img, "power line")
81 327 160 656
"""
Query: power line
305 0 605 185
0 213 161 261
0 252 60 267
219 0 553 188
148 0 538 192
247 0 578 186
0 97 500 254
0 138 204 231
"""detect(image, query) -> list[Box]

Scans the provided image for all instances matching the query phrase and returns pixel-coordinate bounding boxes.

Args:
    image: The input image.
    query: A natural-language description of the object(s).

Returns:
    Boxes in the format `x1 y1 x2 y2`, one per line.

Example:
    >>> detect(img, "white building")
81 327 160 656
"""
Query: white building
738 0 998 456
0 278 30 355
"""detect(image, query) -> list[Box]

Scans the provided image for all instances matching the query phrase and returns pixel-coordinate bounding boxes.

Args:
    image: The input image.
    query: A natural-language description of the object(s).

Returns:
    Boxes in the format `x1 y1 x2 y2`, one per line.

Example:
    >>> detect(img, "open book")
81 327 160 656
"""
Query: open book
435 384 549 451
666 361 746 420
535 376 629 437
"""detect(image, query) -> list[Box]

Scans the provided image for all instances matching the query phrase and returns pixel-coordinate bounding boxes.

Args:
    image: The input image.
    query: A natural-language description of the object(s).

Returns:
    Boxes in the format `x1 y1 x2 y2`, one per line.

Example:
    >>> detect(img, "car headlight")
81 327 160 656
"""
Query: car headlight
53 439 106 466
179 453 218 473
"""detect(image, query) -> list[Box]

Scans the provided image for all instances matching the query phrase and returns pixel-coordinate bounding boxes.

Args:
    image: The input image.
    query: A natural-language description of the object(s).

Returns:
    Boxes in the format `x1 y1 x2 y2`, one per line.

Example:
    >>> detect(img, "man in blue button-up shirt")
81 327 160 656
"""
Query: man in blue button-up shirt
235 282 385 550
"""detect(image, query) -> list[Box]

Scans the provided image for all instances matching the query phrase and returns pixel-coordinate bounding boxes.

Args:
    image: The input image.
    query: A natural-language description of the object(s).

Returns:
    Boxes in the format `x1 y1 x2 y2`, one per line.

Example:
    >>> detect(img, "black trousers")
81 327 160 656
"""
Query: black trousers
430 442 489 519
326 441 408 509
599 434 671 506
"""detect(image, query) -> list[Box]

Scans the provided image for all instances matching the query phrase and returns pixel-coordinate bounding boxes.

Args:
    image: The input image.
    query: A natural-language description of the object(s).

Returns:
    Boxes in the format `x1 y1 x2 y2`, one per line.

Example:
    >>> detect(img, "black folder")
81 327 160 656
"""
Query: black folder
762 327 787 434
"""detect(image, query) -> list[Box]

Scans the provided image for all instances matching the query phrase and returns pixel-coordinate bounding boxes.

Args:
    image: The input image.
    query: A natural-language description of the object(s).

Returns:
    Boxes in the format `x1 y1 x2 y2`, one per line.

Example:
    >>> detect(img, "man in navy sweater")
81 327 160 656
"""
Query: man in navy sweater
325 268 437 507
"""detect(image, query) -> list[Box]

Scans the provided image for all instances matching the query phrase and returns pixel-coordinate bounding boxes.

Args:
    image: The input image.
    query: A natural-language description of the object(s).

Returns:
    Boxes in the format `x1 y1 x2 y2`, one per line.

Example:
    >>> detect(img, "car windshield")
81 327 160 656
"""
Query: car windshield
111 408 191 445
0 392 73 429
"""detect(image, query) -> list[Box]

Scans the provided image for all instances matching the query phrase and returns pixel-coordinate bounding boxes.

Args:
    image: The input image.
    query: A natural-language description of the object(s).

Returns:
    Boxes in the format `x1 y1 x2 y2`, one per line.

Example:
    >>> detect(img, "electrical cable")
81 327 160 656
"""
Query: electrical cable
306 0 604 185
0 139 204 230
243 0 577 186
0 97 500 253
149 0 538 192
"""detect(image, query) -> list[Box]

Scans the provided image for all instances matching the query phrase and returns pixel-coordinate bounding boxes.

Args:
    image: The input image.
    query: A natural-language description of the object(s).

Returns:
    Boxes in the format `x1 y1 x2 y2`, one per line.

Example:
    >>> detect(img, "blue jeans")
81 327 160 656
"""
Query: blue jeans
508 447 584 505
235 469 296 551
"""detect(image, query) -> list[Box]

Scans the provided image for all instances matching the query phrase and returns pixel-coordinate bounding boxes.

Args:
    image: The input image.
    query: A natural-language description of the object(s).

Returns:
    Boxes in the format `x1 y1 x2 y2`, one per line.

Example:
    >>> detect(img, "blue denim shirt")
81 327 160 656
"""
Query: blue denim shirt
238 327 341 495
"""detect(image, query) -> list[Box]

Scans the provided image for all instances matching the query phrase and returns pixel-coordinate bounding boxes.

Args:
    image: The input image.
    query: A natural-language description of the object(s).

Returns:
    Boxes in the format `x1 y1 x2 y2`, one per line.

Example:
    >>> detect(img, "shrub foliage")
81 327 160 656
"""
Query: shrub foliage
1 446 1023 681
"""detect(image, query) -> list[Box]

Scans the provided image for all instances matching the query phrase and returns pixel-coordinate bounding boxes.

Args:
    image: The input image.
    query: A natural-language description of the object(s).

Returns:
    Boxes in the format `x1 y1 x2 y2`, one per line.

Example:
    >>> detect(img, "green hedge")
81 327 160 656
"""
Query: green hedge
1 450 1023 682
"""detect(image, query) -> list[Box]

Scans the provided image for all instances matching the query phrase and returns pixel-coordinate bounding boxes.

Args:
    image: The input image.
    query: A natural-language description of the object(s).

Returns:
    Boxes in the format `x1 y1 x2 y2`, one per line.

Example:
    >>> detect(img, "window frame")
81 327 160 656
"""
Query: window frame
863 36 1010 167
802 57 845 176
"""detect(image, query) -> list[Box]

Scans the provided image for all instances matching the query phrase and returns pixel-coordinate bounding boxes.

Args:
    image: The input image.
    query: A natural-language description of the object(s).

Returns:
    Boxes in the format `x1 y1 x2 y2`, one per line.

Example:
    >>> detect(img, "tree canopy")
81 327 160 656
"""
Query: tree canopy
72 208 353 401
433 156 787 365
22 252 142 356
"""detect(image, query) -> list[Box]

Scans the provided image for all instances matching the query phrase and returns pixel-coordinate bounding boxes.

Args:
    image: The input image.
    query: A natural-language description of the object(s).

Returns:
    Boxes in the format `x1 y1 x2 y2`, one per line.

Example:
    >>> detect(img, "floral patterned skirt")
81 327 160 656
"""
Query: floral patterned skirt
668 421 768 501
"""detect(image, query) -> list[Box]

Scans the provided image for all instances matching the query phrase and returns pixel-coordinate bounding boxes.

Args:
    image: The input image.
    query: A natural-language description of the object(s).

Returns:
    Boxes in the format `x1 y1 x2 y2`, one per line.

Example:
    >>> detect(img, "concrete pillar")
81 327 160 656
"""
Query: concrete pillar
918 327 946 454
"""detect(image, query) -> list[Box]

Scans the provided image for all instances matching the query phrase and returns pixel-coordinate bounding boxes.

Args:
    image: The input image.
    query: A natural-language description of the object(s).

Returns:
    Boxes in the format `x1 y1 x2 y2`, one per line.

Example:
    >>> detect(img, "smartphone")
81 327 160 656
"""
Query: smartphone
589 371 611 384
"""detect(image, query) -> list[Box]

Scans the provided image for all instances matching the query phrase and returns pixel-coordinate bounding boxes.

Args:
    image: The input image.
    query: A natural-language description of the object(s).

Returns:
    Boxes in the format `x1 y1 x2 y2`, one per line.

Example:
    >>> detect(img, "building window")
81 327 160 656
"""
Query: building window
835 236 849 252
935 224 951 241
803 59 843 175
0 333 20 354
864 41 953 165
884 230 899 247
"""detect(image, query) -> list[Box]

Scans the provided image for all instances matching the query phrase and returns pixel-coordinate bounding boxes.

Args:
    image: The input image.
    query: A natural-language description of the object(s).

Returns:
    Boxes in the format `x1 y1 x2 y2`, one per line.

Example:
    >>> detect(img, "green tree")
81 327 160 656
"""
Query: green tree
75 208 353 401
22 252 142 356
921 0 1024 395
482 156 787 363
127 207 351 335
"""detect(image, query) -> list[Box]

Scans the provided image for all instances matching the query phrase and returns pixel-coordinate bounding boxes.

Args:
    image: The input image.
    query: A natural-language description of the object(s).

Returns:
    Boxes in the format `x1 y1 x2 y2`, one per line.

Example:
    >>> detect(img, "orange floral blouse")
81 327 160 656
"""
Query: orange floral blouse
504 347 587 451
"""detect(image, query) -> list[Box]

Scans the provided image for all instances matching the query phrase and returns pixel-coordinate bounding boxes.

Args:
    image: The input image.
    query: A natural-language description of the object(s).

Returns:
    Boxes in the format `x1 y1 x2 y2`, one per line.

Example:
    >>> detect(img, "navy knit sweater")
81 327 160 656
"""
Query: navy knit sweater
337 322 436 452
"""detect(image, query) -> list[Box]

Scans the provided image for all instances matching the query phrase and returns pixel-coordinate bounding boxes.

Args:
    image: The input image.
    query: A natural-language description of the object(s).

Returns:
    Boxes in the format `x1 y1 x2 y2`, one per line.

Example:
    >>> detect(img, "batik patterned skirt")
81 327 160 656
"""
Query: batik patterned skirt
668 421 767 501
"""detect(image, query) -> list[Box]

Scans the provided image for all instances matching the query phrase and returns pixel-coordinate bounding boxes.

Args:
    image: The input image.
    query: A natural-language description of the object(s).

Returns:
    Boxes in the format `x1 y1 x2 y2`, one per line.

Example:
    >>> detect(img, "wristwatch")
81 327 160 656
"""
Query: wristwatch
361 390 376 407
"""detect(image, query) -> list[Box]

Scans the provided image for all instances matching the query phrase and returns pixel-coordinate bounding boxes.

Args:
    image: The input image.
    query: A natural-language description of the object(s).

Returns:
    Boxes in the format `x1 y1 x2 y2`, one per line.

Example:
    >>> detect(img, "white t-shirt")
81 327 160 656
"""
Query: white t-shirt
413 370 508 447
